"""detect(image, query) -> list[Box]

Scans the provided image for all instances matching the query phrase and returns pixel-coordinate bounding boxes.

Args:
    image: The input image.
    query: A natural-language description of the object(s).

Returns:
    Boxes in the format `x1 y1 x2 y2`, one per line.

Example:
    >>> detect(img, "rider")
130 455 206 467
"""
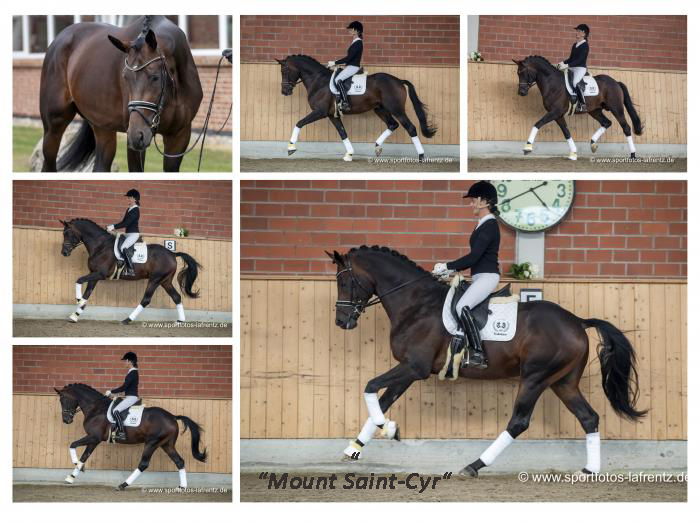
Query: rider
327 21 364 111
433 181 501 369
107 189 141 275
105 351 140 441
558 23 590 111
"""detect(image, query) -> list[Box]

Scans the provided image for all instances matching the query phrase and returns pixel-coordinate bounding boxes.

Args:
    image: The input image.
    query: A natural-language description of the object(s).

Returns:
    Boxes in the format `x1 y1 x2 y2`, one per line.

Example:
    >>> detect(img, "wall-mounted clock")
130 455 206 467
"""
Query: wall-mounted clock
490 180 575 232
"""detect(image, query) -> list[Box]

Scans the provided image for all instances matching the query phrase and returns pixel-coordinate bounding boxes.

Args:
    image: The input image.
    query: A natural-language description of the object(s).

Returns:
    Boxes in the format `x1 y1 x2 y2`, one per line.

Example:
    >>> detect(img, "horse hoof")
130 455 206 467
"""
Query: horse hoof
458 465 479 479
630 152 636 159
341 454 358 462
418 153 425 162
121 318 131 325
343 154 353 162
568 152 577 161
523 143 533 155
394 426 401 442
287 143 296 156
375 145 382 157
116 482 128 491
68 315 78 323
64 475 75 484
590 140 598 153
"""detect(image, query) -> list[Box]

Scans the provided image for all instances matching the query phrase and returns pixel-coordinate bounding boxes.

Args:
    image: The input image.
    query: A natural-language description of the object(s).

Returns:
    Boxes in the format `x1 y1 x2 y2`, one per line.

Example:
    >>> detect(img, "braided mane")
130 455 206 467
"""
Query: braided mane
63 383 110 401
286 54 330 71
348 245 445 285
70 218 106 230
522 55 559 72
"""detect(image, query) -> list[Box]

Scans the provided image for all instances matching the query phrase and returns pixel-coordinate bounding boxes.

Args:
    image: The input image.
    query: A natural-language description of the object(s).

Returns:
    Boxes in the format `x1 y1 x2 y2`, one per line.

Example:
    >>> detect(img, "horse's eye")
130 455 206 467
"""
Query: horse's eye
150 75 159 82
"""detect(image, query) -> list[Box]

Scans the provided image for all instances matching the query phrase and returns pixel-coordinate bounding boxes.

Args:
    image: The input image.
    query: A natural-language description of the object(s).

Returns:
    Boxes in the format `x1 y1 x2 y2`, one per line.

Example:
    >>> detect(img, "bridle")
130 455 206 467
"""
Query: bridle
124 54 172 132
62 231 83 255
280 63 302 91
62 403 81 420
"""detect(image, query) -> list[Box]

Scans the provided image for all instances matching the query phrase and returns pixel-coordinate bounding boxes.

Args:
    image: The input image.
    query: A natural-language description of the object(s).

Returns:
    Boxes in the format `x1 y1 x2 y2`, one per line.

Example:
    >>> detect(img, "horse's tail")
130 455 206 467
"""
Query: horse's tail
618 82 644 136
582 318 648 421
175 252 203 299
401 80 437 138
56 120 97 171
175 415 208 463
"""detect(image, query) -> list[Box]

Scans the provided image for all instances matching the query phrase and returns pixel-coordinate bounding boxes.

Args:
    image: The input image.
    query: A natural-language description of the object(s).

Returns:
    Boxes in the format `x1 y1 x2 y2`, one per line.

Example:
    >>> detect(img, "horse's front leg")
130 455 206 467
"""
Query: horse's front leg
65 436 100 483
555 116 577 160
287 109 326 156
162 125 192 172
127 147 146 172
523 111 560 155
328 115 354 161
70 273 105 323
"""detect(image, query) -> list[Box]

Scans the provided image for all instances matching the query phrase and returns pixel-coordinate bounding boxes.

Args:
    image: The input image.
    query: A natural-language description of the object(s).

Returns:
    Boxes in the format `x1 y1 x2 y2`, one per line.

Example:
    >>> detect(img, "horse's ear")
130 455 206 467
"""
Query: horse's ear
144 29 158 51
512 59 521 65
108 35 130 54
53 387 61 394
324 250 335 261
275 58 283 64
59 219 65 226
333 250 343 263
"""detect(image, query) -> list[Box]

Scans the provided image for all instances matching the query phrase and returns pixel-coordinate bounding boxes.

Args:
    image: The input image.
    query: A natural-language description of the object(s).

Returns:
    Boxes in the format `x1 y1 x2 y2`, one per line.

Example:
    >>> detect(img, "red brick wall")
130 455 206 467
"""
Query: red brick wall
13 345 232 398
241 15 460 66
478 15 686 71
13 180 231 239
240 180 686 279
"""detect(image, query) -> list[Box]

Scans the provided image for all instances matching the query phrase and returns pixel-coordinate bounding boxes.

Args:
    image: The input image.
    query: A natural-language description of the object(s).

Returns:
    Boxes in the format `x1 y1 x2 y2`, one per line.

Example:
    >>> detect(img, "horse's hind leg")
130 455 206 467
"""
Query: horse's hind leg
118 440 159 490
555 116 577 160
161 439 188 488
390 109 425 161
610 105 636 158
122 277 161 325
460 377 547 478
41 104 77 172
372 106 399 157
161 274 185 323
327 115 354 161
588 108 612 153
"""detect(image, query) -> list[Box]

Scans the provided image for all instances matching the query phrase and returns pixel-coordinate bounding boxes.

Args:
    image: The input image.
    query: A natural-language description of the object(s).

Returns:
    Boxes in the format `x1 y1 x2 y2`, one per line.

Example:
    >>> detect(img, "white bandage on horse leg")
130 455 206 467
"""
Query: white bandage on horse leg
342 138 354 154
411 136 425 155
125 468 143 485
566 138 577 153
585 432 601 473
75 283 83 301
69 447 78 464
71 461 84 478
376 128 393 146
479 430 514 466
591 126 607 143
358 417 377 445
290 126 301 144
128 304 144 321
527 126 539 144
178 469 187 488
176 303 186 322
626 135 636 154
363 392 386 426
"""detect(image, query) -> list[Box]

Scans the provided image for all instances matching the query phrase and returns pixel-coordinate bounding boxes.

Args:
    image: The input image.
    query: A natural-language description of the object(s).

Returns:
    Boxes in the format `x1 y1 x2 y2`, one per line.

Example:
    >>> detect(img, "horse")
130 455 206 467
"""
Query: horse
512 55 643 160
276 55 437 161
60 218 202 324
55 383 207 490
40 15 203 172
327 246 646 477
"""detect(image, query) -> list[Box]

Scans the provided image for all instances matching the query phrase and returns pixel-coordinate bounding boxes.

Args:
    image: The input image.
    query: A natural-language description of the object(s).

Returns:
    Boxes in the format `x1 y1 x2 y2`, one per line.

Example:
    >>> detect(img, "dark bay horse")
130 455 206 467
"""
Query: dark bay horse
55 383 207 489
513 55 643 159
60 218 201 324
40 16 203 172
327 246 646 476
277 55 437 161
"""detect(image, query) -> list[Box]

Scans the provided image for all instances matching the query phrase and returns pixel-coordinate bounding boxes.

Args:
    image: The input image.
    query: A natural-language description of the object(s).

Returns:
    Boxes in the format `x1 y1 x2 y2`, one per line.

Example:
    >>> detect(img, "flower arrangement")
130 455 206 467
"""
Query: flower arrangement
506 262 539 280
470 51 484 62
174 227 189 238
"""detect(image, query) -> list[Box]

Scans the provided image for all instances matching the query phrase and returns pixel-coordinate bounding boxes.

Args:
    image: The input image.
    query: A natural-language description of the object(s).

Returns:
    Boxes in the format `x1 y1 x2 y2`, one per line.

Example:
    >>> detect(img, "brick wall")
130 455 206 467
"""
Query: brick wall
13 345 232 398
478 15 686 71
12 57 232 130
241 15 460 66
240 180 686 279
13 180 231 239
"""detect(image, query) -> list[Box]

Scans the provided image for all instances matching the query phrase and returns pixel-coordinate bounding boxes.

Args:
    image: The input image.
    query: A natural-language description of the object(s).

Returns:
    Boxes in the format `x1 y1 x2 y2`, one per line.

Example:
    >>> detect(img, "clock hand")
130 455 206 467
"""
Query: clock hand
500 181 548 206
529 188 551 211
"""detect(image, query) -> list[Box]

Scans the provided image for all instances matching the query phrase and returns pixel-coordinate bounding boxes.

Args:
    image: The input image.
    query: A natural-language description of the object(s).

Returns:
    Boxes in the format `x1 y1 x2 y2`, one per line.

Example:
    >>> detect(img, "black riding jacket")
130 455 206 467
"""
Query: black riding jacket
446 216 500 275
564 40 589 68
114 205 140 233
336 38 363 67
112 368 139 397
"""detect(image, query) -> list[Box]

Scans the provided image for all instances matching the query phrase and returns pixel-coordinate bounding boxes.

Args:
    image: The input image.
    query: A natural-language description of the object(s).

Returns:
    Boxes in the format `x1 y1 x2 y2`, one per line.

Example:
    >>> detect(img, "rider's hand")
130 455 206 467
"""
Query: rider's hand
105 390 111 396
433 262 449 275
327 61 336 68
106 225 114 232
557 62 566 70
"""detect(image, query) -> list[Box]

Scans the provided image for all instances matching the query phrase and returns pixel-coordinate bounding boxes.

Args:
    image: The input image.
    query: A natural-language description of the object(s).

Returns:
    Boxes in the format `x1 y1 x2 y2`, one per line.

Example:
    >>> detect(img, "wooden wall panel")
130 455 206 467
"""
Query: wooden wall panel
13 395 231 473
241 276 686 441
241 63 459 145
468 62 686 144
13 228 231 313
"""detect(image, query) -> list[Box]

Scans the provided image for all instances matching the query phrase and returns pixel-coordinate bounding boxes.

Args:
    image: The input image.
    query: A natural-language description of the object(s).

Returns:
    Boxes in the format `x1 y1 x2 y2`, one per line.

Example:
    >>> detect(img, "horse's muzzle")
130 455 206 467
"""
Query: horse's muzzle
127 125 154 151
336 317 357 330
62 415 73 424
518 88 528 96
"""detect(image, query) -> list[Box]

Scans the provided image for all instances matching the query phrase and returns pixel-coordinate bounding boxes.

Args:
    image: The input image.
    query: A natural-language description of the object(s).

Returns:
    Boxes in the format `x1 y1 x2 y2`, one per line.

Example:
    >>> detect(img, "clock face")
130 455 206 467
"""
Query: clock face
491 180 575 232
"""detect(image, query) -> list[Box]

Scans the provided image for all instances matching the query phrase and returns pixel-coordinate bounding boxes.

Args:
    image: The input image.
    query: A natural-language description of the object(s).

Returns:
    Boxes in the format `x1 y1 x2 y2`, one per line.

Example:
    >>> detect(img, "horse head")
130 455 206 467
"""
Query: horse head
276 57 302 96
513 58 538 96
59 219 83 256
325 249 378 330
54 386 81 424
109 28 174 151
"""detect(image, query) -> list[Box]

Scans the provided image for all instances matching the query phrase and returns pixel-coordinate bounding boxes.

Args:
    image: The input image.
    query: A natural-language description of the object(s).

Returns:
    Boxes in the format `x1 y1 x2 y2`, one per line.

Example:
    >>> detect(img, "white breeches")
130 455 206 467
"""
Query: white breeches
335 65 360 83
114 233 140 260
456 273 500 311
114 395 139 413
571 67 586 86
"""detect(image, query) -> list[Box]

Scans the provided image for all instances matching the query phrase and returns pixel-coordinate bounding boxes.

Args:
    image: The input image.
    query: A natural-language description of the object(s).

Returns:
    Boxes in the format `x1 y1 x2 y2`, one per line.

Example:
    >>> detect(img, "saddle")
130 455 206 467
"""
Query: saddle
564 69 598 114
450 281 512 331
111 233 146 279
107 398 144 443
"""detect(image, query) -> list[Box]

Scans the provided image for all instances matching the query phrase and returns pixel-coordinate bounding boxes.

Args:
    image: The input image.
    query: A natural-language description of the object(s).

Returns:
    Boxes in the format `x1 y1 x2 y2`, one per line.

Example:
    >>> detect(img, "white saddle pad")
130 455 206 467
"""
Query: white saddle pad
329 69 368 95
115 234 147 264
106 399 145 426
564 71 599 97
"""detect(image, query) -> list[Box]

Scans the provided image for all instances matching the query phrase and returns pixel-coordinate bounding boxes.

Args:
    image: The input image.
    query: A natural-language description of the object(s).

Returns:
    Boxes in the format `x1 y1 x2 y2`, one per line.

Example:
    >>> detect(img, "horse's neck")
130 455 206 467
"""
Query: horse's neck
297 62 328 93
362 260 433 322
78 226 112 254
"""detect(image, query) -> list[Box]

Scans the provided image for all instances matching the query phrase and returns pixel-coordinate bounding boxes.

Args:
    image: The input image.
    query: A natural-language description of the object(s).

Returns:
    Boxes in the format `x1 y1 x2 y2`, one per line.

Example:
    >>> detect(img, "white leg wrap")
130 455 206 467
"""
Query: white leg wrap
125 468 142 486
585 432 601 473
411 135 425 155
527 126 539 144
75 283 83 301
626 135 636 154
176 303 185 322
479 430 514 466
342 138 354 154
357 417 377 444
71 461 84 478
376 128 393 146
69 448 78 464
128 304 144 321
591 126 607 143
178 469 187 488
290 126 301 144
75 307 84 316
566 138 577 153
364 393 386 426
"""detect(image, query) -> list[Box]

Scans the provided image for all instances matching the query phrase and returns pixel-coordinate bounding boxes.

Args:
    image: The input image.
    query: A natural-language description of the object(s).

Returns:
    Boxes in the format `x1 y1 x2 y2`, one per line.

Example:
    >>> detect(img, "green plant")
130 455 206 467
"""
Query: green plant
506 262 539 280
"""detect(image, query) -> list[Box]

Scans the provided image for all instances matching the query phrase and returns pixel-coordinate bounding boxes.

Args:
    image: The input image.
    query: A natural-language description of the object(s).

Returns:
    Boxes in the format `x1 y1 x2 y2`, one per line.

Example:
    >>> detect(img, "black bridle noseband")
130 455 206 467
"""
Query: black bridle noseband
124 54 171 132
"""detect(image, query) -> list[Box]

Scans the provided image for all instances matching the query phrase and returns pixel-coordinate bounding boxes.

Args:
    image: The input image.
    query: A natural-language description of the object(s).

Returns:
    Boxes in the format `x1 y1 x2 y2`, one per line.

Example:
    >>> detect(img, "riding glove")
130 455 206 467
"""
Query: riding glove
433 262 449 275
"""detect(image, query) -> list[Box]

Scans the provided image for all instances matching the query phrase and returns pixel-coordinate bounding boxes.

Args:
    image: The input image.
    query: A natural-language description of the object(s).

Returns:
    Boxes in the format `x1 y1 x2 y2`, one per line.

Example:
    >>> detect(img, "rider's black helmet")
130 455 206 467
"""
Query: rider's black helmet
122 351 138 365
347 21 363 35
125 189 140 201
574 24 590 38
464 181 498 204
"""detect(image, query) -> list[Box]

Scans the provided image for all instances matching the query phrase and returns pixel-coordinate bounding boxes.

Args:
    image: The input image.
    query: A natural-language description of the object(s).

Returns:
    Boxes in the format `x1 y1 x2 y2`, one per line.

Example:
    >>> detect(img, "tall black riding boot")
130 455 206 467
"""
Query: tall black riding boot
336 80 350 111
577 85 587 112
113 410 126 441
121 248 133 275
460 306 488 369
